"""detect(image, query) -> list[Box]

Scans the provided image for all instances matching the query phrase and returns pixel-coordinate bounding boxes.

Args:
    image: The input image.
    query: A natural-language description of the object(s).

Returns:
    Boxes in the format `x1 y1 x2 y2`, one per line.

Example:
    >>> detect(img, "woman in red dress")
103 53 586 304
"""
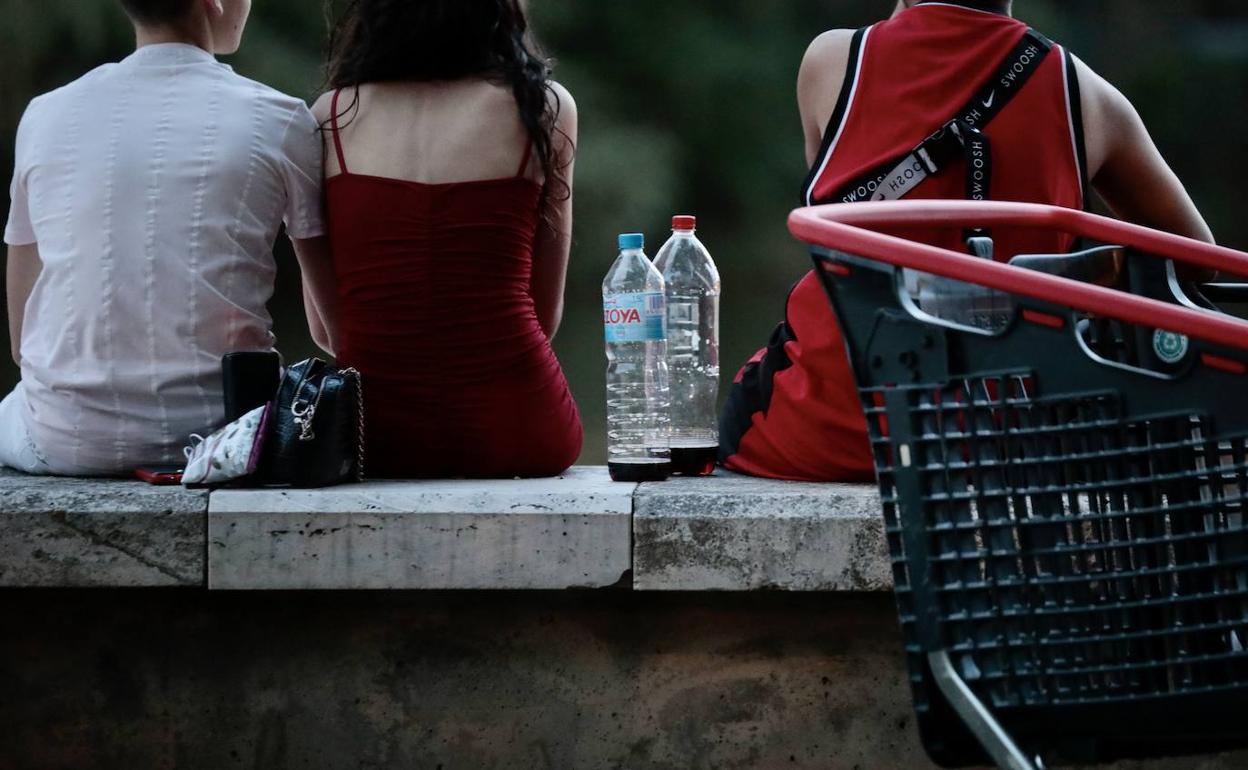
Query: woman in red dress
304 0 582 478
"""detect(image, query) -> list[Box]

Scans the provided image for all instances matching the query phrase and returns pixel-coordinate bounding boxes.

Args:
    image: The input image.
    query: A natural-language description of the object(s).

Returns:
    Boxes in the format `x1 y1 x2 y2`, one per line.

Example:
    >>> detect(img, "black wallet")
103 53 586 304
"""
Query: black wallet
222 351 282 423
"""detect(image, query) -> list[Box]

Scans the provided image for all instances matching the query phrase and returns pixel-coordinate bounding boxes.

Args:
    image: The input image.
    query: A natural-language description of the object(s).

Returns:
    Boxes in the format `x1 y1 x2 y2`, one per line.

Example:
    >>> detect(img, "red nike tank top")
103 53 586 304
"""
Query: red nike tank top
720 1 1086 482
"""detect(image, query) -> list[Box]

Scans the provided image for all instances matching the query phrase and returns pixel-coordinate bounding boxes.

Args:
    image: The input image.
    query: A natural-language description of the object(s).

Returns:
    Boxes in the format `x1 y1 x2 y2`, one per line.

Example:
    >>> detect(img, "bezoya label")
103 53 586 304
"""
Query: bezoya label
604 292 666 343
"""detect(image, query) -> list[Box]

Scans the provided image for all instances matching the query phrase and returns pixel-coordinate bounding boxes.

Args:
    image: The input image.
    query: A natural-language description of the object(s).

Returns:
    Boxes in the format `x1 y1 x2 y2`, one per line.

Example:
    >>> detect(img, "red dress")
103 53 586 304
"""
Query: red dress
720 1 1087 482
324 91 583 478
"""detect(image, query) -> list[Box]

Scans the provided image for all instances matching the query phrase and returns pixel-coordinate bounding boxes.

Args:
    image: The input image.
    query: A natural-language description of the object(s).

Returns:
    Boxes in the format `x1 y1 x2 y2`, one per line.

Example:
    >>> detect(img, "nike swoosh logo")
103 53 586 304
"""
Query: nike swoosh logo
982 91 996 109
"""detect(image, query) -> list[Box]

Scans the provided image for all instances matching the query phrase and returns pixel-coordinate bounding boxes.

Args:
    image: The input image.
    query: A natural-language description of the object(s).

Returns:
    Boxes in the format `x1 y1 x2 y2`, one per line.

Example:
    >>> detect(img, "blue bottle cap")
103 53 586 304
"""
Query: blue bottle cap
618 233 644 251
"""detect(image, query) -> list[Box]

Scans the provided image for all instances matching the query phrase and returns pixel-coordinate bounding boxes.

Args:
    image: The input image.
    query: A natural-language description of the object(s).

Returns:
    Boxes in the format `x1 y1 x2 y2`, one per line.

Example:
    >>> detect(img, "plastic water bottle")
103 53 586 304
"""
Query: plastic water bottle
652 215 721 476
913 236 1012 331
603 233 671 482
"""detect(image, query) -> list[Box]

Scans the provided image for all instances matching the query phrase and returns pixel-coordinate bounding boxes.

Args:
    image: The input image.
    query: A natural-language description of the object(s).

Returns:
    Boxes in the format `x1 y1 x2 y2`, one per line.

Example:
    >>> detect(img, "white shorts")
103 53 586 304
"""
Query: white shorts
0 385 58 475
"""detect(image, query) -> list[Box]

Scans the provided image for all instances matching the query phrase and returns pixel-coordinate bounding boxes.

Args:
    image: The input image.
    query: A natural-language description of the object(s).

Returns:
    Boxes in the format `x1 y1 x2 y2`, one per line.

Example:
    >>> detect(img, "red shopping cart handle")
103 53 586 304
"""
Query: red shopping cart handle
789 201 1248 353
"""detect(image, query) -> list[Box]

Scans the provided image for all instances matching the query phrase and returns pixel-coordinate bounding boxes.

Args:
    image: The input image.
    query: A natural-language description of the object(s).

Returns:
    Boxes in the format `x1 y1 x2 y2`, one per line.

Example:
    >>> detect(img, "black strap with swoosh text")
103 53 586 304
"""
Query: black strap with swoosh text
827 28 1054 208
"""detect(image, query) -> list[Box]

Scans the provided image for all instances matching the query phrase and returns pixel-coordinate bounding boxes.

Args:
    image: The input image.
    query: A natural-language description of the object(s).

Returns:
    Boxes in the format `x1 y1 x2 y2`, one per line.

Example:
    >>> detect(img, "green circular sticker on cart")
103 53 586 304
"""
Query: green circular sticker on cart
1152 329 1189 364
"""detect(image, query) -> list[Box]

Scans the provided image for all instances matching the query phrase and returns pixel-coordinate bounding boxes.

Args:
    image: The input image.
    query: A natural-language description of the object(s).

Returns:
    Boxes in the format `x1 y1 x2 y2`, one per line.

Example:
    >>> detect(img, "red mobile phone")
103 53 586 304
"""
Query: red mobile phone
135 465 184 485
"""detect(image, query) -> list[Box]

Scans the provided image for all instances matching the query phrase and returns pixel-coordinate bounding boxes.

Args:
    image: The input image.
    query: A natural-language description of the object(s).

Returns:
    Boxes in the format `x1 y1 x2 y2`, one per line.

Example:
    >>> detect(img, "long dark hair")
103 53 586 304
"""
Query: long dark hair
322 0 570 209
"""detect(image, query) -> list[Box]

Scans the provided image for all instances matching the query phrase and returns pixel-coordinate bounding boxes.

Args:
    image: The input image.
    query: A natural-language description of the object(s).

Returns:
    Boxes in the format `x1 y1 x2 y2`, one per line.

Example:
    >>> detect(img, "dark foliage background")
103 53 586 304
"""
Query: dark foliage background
2 1 1246 463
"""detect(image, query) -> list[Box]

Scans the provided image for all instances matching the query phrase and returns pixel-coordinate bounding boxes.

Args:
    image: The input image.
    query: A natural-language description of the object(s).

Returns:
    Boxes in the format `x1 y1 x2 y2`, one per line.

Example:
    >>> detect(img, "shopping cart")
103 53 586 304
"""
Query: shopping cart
791 201 1248 769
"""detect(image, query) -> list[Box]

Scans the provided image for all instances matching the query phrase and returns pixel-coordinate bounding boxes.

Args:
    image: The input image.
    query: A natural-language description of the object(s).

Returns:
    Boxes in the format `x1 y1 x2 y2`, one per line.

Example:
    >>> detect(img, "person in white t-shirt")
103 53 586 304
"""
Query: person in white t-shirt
1 0 336 476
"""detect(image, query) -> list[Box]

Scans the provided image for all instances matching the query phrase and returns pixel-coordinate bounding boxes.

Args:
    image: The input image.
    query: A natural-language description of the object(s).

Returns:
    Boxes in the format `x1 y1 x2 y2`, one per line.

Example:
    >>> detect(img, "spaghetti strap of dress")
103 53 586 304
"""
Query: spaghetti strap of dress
329 88 349 174
516 139 533 179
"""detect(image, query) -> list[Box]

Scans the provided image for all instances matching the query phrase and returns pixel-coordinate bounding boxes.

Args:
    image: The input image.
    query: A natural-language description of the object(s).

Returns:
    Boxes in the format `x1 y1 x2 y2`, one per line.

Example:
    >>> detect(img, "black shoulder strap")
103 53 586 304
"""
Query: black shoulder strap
1063 47 1090 211
821 28 1054 206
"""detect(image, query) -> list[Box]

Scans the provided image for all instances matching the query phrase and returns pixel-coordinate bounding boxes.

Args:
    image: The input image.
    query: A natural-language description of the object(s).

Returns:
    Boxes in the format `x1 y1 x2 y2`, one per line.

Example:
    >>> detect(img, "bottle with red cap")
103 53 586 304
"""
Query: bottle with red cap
653 215 721 476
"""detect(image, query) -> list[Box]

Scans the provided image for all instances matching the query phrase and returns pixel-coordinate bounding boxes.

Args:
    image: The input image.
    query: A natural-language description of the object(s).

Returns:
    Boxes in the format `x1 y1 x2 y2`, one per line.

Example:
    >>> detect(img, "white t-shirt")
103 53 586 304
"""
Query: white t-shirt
3 43 324 474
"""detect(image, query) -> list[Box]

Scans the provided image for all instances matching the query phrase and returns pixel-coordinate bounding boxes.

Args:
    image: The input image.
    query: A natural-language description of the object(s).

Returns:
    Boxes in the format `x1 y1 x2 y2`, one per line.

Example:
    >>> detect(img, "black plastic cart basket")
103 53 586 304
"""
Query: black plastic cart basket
791 200 1248 770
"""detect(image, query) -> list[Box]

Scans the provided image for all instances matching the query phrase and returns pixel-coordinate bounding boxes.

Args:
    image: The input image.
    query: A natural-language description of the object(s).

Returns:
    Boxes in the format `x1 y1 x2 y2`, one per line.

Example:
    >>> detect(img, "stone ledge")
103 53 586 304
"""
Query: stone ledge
0 470 207 587
634 472 889 591
0 467 889 592
207 467 635 590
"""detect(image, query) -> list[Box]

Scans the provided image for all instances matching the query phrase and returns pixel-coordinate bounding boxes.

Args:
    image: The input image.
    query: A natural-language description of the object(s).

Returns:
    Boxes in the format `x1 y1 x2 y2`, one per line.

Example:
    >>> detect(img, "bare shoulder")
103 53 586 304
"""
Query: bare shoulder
800 29 857 87
545 81 578 161
311 87 367 124
546 80 577 127
797 29 858 141
1069 53 1143 175
1070 55 1139 131
311 91 334 123
804 28 858 67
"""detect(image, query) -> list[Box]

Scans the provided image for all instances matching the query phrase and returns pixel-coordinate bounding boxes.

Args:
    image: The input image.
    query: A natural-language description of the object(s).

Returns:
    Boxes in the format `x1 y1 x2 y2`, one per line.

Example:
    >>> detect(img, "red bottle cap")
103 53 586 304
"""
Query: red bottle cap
671 215 697 231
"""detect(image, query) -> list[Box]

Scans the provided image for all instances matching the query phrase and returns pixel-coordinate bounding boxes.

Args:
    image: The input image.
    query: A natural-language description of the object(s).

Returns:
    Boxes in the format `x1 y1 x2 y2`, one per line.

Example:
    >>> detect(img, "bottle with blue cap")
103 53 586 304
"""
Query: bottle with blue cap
602 233 671 481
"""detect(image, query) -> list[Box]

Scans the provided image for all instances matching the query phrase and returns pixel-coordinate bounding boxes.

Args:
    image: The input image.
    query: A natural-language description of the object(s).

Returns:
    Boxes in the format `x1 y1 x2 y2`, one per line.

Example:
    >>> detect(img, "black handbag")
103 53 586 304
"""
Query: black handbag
259 358 364 487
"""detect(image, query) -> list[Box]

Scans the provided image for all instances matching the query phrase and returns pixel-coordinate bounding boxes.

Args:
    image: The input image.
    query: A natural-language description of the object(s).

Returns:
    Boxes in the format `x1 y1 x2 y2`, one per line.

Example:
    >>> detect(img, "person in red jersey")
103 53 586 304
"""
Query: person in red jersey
720 0 1214 482
305 0 582 478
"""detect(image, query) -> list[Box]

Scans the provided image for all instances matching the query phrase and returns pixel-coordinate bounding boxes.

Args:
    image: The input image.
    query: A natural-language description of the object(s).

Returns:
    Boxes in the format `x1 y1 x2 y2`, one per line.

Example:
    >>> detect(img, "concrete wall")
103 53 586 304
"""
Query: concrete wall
4 469 1248 769
2 591 921 770
3 590 1247 770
